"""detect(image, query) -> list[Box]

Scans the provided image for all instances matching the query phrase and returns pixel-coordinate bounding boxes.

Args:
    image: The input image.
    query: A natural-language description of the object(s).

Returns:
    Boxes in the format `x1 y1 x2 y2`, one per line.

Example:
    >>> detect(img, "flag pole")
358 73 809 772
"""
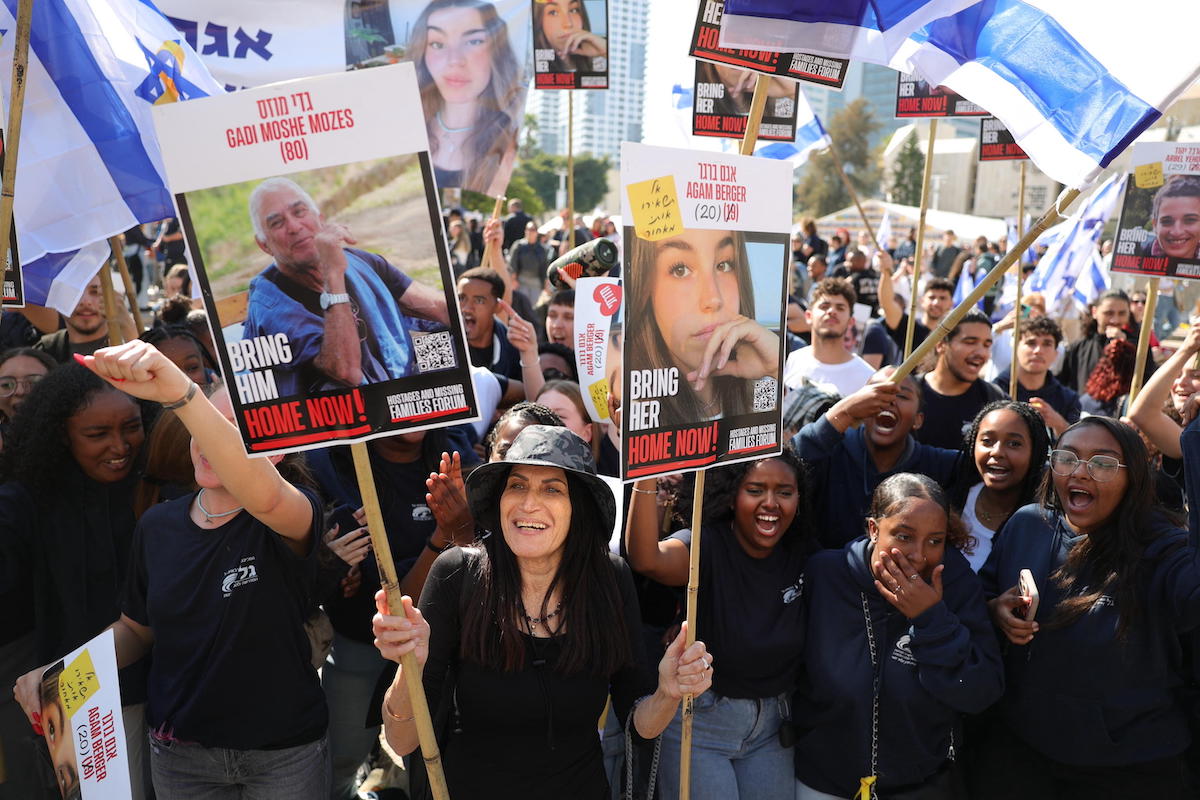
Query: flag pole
0 0 34 280
826 134 876 243
350 443 450 800
891 187 1082 384
98 265 124 347
1128 278 1159 409
567 90 575 250
479 194 506 270
1009 161 1027 399
109 235 145 335
904 120 937 358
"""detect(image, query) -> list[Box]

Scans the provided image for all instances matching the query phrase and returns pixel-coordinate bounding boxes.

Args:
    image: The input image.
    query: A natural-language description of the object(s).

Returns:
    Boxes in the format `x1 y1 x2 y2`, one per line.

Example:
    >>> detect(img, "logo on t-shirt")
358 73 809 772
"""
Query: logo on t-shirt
891 634 916 666
221 556 259 597
412 504 433 523
781 575 804 605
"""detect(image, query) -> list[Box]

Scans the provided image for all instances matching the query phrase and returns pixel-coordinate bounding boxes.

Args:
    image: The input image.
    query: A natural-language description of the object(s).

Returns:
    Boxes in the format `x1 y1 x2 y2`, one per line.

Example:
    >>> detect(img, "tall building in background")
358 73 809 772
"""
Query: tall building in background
529 0 648 161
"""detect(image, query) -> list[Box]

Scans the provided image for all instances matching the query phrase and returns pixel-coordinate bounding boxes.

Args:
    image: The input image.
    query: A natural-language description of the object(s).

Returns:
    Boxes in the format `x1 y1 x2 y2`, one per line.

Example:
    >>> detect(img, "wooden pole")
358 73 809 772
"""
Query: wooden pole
350 443 450 800
479 194 505 269
109 235 145 335
678 469 705 800
98 266 124 347
567 90 575 251
1009 161 1027 399
904 120 938 358
738 76 771 156
1128 278 1159 409
891 188 1082 384
827 136 876 244
0 0 34 278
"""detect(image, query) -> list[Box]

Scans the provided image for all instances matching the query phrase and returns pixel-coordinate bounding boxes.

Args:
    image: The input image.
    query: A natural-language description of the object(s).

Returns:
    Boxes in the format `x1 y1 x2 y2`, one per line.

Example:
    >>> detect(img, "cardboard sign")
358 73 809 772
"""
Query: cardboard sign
689 0 847 89
1113 141 1200 280
896 72 986 117
154 64 478 456
574 276 621 421
619 143 789 480
533 0 608 89
692 62 800 142
978 117 1028 161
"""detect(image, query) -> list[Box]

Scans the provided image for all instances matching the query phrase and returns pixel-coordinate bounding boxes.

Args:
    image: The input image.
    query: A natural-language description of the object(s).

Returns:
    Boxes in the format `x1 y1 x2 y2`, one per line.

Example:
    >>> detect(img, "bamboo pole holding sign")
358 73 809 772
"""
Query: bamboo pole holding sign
110 235 145 334
479 194 505 270
1009 162 1027 400
890 187 1082 385
350 443 450 800
738 76 771 157
904 120 938 359
99 265 124 347
0 0 33 279
1128 278 1159 409
567 90 575 251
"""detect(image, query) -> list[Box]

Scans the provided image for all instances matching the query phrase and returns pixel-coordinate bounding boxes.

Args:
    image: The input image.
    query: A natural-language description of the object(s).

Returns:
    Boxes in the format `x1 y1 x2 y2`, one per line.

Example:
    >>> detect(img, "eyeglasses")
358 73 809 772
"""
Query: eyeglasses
1048 449 1127 482
0 375 42 396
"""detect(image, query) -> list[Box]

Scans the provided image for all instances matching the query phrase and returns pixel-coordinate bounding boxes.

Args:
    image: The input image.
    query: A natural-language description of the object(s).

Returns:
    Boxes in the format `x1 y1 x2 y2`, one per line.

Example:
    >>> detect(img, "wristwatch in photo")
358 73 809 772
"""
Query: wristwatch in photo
320 291 350 310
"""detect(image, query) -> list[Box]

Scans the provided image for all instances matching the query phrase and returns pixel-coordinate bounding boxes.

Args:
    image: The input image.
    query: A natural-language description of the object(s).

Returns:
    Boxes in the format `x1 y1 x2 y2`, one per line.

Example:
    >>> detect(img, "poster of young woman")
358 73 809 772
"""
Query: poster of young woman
692 62 799 142
619 143 789 480
153 64 478 457
532 0 608 89
689 0 848 89
1113 141 1200 280
38 629 131 799
573 275 621 421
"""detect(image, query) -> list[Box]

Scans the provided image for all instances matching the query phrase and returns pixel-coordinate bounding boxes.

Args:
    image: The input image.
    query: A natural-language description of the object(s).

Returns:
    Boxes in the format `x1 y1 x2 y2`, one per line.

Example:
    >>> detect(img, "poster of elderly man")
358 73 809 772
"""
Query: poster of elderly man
153 64 477 455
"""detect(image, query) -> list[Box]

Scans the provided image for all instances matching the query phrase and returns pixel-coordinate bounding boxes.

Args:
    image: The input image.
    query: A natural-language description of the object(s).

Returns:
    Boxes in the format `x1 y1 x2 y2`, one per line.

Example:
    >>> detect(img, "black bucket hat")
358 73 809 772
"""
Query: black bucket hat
466 425 616 536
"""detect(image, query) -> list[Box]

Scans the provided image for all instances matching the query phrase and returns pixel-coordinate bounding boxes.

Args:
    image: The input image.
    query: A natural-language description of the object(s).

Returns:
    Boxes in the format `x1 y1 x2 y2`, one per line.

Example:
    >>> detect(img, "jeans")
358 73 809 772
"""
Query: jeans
322 633 389 799
796 780 845 800
1156 299 1182 340
148 733 330 799
658 691 795 800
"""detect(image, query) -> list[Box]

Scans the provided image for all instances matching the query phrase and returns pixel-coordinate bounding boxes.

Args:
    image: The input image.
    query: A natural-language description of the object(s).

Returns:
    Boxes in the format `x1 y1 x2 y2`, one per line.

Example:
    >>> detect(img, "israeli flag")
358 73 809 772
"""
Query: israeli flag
876 209 893 251
719 0 1200 189
0 0 223 312
951 256 982 310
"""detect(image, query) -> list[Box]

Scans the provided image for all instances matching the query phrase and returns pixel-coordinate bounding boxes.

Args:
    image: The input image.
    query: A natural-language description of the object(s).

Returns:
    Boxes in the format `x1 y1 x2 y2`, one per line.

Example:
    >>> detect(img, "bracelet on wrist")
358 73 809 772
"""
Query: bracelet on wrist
162 381 198 410
425 537 451 555
632 487 657 496
384 690 415 723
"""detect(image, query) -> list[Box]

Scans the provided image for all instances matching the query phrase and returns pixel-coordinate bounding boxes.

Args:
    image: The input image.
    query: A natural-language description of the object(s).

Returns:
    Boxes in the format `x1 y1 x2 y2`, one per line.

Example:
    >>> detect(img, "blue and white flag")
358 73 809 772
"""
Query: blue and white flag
0 0 223 312
876 209 893 252
719 0 1200 189
1027 172 1125 317
951 256 982 309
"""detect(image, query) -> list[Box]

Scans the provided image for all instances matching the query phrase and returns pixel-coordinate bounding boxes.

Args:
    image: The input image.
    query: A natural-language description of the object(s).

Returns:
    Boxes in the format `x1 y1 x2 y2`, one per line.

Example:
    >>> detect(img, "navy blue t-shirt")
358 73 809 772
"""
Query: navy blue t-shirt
122 488 327 749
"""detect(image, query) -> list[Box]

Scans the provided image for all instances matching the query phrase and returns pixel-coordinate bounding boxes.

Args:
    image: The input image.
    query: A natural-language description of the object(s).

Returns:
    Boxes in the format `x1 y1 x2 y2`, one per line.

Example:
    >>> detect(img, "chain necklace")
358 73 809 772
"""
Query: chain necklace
974 490 1010 524
522 600 563 633
196 488 244 524
435 112 471 156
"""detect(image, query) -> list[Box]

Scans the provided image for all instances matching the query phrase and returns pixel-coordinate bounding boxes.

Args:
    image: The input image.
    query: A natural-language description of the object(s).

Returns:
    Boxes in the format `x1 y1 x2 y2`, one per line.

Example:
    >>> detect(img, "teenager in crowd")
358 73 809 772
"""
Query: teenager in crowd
1058 289 1153 393
1 361 150 798
989 291 1049 377
536 379 607 471
626 451 814 799
544 289 576 350
949 401 1050 570
35 275 120 362
1129 324 1200 467
993 317 1079 439
794 473 1003 799
139 324 218 387
978 416 1200 798
458 267 529 405
794 367 959 548
1078 338 1135 418
0 347 55 436
831 248 881 315
372 425 713 798
783 277 874 397
915 308 1008 451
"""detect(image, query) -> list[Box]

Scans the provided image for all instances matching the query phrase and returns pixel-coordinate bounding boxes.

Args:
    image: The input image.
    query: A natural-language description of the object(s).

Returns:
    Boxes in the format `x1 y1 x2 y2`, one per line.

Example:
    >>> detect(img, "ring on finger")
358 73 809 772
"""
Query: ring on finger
909 573 919 581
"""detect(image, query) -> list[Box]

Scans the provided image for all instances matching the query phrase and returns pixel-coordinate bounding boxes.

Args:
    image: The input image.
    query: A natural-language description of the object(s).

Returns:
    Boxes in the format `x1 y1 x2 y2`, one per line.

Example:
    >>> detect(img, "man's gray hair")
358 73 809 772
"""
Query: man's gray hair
248 176 319 241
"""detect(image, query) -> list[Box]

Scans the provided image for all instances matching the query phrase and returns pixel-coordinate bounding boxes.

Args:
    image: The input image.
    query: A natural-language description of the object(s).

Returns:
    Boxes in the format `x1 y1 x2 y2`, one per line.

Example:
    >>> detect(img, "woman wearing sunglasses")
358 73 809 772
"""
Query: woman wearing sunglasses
974 416 1200 798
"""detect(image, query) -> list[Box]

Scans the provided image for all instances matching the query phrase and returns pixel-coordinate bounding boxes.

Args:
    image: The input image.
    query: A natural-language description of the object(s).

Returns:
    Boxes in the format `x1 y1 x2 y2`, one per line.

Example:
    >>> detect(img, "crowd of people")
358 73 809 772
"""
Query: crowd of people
4 204 1200 800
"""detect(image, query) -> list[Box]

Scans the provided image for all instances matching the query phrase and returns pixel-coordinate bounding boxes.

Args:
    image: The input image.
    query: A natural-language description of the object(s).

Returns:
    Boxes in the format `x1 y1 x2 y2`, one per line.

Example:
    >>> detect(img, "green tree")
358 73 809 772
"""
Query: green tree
794 98 881 218
513 152 610 213
890 131 925 206
462 172 545 217
520 113 541 160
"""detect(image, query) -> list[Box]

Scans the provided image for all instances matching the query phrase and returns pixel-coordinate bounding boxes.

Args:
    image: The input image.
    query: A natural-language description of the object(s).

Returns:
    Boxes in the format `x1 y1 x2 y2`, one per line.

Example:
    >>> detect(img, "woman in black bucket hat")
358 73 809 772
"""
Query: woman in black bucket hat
371 425 714 799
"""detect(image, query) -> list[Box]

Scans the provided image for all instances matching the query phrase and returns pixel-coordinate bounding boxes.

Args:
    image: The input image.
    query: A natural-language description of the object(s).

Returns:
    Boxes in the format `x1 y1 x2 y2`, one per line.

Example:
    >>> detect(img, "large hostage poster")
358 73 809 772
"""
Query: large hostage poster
619 143 789 480
156 0 533 196
39 629 131 799
1113 141 1200 280
533 0 608 89
153 64 477 456
689 0 848 89
573 275 622 422
692 62 799 142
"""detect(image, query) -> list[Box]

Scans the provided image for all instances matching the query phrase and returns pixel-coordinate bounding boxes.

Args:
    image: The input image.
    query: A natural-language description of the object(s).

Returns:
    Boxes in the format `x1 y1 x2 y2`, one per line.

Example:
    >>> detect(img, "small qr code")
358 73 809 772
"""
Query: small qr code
413 331 456 373
775 97 794 118
592 57 607 71
753 376 777 412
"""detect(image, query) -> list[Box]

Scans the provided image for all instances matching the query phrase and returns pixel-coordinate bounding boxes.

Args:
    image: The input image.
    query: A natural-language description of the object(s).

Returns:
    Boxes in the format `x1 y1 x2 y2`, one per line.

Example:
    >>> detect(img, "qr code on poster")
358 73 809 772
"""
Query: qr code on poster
413 331 456 373
753 376 777 412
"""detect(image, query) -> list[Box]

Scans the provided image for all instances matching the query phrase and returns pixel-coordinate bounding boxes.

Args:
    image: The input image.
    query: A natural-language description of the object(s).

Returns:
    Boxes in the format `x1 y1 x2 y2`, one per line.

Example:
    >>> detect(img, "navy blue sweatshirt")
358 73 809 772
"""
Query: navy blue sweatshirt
980 504 1200 766
794 538 1003 795
792 417 960 548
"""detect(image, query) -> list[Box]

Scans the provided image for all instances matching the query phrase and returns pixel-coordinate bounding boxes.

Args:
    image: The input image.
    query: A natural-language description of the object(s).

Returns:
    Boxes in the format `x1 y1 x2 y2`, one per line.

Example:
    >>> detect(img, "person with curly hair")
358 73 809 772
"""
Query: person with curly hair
1079 337 1136 418
948 401 1050 570
0 362 150 797
626 450 815 799
795 473 1003 799
484 400 566 461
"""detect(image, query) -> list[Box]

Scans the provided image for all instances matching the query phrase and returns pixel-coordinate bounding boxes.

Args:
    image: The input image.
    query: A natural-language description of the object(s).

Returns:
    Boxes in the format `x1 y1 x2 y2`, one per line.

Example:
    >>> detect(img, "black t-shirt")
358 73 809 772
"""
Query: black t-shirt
883 313 930 354
859 320 898 366
831 267 880 313
123 489 327 749
914 376 1007 450
668 524 810 698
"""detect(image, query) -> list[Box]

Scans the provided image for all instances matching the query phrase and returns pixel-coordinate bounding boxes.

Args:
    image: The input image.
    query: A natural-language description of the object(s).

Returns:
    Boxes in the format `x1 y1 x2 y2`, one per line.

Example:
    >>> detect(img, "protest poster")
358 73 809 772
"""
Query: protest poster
692 63 799 142
619 142 789 480
1112 141 1200 280
39 629 131 799
896 71 985 117
978 117 1028 162
153 64 477 456
533 0 608 89
3 219 22 308
156 0 533 196
574 276 621 421
689 0 848 89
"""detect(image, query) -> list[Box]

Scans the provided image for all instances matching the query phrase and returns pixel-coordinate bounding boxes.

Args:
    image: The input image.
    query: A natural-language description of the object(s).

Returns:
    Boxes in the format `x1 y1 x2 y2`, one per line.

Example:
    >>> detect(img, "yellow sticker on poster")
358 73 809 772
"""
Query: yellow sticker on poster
627 176 683 241
1135 161 1164 189
58 649 99 718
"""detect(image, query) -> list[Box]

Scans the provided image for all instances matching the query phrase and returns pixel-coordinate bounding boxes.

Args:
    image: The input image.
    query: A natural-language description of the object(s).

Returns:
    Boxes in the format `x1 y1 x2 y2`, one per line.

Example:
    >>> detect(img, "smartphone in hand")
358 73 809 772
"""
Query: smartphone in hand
1017 569 1039 621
